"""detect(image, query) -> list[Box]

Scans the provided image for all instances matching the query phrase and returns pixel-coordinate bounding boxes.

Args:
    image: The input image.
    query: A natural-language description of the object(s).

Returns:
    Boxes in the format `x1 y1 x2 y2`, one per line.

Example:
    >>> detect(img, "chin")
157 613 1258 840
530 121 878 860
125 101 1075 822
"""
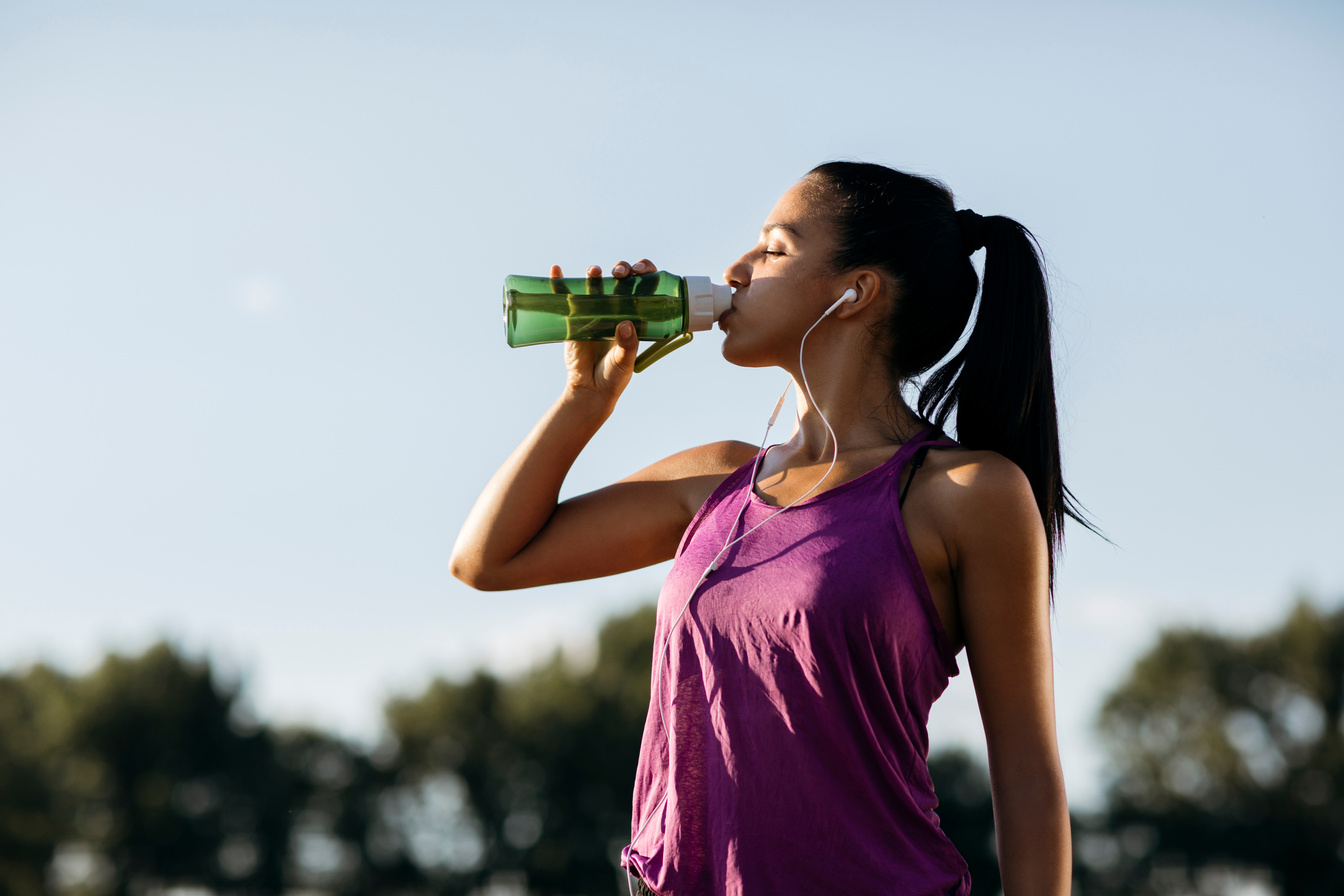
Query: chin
719 337 780 370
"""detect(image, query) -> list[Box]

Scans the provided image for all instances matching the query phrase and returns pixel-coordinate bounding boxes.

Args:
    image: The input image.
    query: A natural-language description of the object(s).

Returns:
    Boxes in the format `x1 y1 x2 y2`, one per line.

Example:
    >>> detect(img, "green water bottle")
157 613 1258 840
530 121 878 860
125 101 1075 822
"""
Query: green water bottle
503 271 732 372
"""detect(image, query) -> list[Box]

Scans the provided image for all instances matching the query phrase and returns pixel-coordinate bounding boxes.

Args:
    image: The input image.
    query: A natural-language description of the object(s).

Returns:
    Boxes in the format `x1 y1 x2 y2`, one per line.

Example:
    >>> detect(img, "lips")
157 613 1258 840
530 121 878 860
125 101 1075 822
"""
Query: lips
718 307 736 328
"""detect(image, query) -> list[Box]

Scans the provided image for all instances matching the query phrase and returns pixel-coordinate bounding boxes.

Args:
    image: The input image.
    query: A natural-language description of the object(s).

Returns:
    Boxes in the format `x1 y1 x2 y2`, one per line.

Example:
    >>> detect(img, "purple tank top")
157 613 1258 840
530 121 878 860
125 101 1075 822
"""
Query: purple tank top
621 428 970 896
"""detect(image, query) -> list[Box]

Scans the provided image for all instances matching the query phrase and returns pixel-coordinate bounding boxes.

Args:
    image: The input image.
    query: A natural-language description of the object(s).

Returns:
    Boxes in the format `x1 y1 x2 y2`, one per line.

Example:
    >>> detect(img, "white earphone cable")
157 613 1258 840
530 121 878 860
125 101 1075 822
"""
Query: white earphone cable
627 295 847 871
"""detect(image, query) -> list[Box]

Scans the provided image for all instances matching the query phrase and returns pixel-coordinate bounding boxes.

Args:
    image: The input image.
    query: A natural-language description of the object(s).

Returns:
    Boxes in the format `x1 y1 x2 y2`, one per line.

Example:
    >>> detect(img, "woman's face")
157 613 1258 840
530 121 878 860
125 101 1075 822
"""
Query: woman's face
719 179 843 368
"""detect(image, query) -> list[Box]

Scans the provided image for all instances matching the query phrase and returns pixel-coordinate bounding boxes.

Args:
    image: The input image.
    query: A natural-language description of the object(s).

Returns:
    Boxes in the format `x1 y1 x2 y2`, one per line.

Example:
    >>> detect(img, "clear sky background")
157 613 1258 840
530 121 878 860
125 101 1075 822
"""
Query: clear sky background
2 0 1341 810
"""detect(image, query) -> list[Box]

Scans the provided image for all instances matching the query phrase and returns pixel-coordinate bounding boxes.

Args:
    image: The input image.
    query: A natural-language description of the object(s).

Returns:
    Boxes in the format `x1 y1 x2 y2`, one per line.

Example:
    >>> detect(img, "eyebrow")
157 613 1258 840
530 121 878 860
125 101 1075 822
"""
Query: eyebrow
761 222 802 238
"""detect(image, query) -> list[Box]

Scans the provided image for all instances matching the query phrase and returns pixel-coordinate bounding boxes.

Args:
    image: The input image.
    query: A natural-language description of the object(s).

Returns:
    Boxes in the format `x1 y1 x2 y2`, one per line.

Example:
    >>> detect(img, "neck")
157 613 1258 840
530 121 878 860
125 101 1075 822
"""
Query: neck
782 330 924 461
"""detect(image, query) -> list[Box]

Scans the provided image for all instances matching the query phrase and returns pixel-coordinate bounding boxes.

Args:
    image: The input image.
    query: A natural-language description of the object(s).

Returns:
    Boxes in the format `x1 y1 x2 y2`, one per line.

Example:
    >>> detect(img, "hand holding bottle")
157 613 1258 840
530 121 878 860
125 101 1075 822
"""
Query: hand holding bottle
505 263 731 382
552 259 656 413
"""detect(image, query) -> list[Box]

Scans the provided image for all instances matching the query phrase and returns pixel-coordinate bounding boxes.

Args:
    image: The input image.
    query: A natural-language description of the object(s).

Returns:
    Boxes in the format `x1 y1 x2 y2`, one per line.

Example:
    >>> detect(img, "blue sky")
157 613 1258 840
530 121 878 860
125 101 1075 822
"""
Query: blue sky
1 0 1341 809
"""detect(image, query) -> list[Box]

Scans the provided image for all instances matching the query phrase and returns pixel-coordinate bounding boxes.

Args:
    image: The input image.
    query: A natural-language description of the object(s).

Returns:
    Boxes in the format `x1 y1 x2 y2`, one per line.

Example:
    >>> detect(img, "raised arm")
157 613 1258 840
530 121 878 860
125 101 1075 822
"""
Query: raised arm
450 261 756 591
949 453 1071 896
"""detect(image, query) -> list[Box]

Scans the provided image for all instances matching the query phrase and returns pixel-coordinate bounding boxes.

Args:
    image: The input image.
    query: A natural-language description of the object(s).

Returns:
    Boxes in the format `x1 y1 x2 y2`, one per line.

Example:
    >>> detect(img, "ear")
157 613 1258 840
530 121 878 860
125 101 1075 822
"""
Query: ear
831 269 886 319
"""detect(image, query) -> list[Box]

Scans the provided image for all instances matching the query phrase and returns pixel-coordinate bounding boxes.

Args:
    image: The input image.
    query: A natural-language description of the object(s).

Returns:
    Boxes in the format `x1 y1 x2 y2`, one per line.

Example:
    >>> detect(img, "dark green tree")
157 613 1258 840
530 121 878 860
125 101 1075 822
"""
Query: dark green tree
50 644 292 895
272 727 432 895
927 749 1000 894
0 643 432 896
387 604 656 896
1085 597 1344 896
0 666 67 896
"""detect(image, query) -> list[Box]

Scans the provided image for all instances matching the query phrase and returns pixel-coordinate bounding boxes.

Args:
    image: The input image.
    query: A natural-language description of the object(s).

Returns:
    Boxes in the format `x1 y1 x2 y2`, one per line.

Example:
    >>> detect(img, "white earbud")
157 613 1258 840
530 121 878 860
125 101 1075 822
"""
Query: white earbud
823 287 859 317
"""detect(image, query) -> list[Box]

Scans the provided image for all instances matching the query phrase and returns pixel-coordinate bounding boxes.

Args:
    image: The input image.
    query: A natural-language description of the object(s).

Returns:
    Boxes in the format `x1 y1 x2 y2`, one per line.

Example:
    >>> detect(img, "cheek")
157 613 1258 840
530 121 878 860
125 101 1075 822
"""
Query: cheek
719 307 798 368
720 335 774 368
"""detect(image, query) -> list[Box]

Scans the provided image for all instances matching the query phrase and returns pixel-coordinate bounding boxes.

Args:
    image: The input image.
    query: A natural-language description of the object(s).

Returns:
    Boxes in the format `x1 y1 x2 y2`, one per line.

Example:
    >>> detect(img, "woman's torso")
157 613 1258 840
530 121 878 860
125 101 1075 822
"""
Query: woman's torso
623 428 971 896
748 438 965 653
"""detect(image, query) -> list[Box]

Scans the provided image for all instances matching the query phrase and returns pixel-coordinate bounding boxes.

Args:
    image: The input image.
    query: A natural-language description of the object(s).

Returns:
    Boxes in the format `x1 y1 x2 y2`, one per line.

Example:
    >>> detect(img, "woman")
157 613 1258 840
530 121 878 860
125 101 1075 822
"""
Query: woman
451 161 1083 895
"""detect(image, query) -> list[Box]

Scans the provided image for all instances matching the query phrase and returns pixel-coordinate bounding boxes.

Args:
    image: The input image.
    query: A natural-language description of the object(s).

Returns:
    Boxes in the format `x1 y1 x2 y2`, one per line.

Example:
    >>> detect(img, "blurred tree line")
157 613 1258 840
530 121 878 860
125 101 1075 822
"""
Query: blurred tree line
0 596 1339 896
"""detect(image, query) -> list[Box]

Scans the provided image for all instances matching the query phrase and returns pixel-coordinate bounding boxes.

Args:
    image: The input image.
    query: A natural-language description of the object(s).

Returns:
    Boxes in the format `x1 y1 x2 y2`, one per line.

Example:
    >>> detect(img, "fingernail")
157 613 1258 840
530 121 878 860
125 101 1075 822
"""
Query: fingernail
614 263 628 275
618 321 633 338
632 262 646 272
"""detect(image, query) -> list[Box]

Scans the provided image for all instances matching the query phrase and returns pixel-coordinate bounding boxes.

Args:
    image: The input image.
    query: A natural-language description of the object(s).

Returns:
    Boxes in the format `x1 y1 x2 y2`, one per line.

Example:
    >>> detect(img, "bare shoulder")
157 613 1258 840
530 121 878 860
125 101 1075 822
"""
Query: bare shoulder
620 440 760 482
619 439 760 516
921 447 1033 503
915 447 1044 552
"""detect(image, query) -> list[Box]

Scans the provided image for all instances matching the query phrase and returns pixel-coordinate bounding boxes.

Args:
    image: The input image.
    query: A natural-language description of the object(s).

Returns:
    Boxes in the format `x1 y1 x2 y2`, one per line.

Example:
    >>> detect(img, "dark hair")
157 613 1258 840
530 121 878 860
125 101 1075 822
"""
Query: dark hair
806 161 1096 590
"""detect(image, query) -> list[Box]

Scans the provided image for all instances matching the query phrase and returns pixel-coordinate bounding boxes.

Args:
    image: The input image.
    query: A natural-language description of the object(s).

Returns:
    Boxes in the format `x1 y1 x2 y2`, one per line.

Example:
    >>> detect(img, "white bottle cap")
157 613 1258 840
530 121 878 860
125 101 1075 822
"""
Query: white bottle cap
683 276 733 332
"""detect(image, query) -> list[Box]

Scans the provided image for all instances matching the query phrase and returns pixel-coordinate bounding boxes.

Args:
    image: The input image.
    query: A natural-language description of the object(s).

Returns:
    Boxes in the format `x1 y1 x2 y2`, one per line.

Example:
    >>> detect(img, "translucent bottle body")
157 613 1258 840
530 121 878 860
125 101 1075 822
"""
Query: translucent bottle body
503 271 688 346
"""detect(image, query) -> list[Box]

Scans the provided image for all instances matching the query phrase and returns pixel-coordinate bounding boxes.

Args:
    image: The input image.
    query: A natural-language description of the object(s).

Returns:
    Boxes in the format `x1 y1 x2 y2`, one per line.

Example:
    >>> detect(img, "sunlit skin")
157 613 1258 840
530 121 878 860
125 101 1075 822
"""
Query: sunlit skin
451 180 1071 896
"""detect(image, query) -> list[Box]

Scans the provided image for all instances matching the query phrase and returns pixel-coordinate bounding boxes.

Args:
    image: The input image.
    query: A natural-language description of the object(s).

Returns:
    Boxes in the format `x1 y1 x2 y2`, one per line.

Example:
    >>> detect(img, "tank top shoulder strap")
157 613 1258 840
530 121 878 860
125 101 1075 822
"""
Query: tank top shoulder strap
897 428 960 509
673 450 760 560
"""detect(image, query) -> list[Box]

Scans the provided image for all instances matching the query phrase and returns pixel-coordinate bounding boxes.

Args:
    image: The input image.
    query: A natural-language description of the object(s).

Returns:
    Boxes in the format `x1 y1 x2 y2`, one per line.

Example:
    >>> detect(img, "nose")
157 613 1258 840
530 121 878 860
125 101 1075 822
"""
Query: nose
723 252 751 290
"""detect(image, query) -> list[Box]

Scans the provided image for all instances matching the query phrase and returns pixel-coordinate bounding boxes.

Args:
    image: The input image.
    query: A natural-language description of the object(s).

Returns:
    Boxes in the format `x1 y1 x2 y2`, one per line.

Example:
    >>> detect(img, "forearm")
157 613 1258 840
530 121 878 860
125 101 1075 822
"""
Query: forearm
990 758 1071 896
449 390 611 588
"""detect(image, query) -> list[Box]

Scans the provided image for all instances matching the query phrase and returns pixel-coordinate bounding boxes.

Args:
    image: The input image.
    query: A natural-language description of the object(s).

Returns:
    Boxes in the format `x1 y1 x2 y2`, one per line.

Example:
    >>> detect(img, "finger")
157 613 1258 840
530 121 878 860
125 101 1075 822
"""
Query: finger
630 258 657 274
550 264 563 278
586 265 602 278
610 321 639 372
612 260 631 278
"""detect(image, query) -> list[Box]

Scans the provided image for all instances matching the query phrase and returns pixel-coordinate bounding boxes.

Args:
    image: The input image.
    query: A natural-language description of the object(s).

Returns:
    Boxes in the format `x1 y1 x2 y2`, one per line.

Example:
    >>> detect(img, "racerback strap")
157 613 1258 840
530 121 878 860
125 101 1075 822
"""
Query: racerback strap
898 435 959 509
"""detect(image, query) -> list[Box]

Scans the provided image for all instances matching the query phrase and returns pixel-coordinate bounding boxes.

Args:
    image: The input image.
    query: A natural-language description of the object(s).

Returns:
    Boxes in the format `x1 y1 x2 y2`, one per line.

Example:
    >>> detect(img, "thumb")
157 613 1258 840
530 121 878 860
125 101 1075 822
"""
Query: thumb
609 320 639 373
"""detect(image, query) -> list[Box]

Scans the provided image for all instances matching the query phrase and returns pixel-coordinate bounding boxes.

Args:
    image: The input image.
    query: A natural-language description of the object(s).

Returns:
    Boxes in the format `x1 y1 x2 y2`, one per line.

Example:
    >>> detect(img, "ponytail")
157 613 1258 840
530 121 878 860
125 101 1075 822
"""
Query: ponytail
918 213 1097 588
806 162 1097 592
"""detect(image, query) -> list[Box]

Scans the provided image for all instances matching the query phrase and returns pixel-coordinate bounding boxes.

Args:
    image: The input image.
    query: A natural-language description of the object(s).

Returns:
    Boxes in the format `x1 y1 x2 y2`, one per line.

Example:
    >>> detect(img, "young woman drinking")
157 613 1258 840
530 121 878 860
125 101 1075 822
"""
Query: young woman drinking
452 161 1086 896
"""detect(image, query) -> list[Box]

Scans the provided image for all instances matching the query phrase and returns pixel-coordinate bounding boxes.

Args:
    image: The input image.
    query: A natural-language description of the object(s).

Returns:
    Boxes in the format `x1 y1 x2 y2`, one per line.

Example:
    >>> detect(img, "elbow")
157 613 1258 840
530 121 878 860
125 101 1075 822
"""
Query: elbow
449 550 489 590
449 550 510 591
448 528 490 589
